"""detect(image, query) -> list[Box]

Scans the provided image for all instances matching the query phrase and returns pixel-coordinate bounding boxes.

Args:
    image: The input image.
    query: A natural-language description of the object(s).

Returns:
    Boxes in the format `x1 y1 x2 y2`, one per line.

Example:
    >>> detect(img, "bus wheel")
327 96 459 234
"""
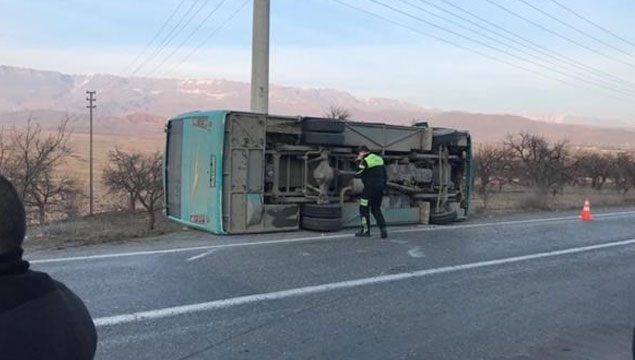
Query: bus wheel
301 216 342 232
301 204 342 219
429 210 458 225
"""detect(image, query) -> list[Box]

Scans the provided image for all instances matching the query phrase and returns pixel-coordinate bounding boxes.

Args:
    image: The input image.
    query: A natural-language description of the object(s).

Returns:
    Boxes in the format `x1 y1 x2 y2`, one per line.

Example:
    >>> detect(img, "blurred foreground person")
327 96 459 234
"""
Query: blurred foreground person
0 175 97 359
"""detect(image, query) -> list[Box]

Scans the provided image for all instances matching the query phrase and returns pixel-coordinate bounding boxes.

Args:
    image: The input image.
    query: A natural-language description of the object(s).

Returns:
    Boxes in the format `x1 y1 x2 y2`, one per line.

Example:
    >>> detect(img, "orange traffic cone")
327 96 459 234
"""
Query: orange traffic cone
580 199 592 221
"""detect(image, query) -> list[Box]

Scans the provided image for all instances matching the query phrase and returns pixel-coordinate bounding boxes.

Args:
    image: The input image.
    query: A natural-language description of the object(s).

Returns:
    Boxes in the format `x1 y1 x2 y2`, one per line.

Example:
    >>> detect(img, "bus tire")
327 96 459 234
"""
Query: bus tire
301 216 342 232
429 210 458 225
302 119 345 133
301 204 342 219
301 132 345 146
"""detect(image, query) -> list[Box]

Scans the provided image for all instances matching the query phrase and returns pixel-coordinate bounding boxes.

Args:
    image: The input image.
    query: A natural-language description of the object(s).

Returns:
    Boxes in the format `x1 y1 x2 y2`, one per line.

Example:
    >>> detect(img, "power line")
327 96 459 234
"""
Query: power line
430 0 635 91
483 0 635 70
548 0 635 50
514 0 635 59
99 0 235 94
399 0 635 95
329 0 585 92
162 0 250 77
146 0 229 76
130 0 209 76
330 0 631 102
143 0 213 73
118 0 188 76
366 0 635 98
418 0 635 91
98 0 191 91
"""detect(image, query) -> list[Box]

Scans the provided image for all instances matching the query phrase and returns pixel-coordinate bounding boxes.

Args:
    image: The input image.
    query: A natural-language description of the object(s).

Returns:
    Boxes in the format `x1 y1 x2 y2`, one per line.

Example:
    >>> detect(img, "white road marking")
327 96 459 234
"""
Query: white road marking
93 237 635 327
389 239 408 244
186 249 218 262
29 210 635 265
408 246 425 258
29 233 351 264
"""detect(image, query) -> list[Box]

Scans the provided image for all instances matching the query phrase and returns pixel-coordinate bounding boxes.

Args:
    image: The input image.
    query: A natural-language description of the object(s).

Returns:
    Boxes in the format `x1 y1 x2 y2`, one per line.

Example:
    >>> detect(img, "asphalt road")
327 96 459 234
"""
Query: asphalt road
28 208 635 360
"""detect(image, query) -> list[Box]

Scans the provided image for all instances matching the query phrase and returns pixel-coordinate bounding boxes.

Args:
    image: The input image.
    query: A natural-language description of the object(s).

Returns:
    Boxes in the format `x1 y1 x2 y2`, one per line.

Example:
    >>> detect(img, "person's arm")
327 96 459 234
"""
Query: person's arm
355 159 367 179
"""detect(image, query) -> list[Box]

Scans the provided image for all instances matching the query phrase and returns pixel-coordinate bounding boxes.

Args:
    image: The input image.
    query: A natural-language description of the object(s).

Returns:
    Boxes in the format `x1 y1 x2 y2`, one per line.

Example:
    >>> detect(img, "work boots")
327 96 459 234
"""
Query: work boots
354 229 387 238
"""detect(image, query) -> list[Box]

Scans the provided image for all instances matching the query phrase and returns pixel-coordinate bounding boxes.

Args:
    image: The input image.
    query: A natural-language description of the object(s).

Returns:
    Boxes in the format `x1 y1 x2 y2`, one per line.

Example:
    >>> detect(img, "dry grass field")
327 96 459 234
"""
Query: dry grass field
473 185 635 214
30 211 184 250
63 132 164 211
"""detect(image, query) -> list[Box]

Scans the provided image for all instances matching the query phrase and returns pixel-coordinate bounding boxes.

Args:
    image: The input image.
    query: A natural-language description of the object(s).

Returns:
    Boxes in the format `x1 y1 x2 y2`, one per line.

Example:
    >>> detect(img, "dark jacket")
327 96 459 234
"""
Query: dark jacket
0 248 97 360
355 153 387 187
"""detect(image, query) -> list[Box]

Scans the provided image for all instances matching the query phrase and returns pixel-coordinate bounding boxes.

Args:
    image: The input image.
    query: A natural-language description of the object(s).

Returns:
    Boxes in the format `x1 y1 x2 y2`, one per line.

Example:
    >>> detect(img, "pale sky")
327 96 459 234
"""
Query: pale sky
1 0 635 122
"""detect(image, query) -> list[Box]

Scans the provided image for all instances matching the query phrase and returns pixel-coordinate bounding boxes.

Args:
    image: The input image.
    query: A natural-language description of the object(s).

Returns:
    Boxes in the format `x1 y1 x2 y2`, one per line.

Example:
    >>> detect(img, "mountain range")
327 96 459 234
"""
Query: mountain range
1 65 633 149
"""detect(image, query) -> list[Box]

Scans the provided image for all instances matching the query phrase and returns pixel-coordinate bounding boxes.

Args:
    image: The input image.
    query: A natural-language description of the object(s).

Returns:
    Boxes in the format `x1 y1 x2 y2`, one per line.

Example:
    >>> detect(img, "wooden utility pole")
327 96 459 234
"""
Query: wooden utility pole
86 90 96 215
250 0 270 114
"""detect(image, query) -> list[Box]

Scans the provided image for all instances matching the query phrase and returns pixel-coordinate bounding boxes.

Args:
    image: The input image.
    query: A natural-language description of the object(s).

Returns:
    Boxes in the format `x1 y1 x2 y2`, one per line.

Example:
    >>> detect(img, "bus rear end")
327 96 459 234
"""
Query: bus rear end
164 111 227 234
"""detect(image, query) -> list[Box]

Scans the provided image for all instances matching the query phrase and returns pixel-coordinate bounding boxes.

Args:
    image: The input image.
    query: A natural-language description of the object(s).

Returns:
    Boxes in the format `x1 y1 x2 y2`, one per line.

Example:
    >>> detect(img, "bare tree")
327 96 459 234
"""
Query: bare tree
611 152 635 195
9 116 72 198
0 129 13 176
25 173 81 225
136 152 164 231
324 105 351 121
474 145 507 208
573 152 613 190
103 149 142 213
504 132 572 207
4 116 78 224
103 150 164 231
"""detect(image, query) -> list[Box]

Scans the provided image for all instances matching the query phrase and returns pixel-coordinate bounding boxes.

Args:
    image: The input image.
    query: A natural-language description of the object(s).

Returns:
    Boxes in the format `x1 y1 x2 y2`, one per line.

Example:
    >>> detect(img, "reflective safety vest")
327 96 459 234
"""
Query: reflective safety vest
355 153 386 186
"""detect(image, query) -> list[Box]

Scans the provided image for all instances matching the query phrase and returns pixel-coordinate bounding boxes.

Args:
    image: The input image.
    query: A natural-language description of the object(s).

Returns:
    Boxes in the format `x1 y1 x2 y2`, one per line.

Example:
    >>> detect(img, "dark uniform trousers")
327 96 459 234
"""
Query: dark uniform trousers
360 182 386 233
356 152 387 234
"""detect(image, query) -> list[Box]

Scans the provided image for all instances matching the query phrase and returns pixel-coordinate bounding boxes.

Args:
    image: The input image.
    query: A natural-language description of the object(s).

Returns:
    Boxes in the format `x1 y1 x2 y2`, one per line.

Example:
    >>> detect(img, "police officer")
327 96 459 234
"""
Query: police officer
354 146 388 238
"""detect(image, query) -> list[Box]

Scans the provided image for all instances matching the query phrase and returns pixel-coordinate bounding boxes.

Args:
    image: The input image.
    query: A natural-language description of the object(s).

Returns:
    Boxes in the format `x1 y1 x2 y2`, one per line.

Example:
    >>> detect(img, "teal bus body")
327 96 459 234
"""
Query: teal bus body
165 110 228 234
164 110 474 234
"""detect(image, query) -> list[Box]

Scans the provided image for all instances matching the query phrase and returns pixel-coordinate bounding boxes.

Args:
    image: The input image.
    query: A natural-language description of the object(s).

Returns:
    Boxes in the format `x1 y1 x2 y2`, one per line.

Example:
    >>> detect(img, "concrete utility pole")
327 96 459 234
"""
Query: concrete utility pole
86 90 96 216
250 0 270 114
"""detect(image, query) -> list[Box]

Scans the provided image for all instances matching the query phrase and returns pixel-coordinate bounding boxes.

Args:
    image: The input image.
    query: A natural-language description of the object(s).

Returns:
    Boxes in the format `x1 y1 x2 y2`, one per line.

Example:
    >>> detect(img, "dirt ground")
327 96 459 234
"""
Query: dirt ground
29 211 184 251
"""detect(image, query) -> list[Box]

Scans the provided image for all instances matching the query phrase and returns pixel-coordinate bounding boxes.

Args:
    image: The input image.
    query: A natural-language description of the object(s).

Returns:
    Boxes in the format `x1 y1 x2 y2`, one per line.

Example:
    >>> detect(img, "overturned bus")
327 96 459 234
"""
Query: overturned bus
163 110 473 234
